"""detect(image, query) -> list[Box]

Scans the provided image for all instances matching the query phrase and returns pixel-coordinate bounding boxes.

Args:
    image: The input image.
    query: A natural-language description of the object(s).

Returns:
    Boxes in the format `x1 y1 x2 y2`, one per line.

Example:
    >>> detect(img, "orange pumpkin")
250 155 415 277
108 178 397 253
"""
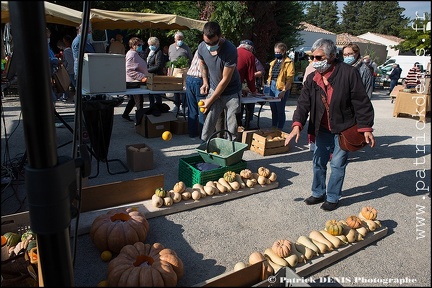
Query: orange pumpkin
361 206 378 220
271 239 292 258
346 215 362 229
89 207 150 254
107 242 184 287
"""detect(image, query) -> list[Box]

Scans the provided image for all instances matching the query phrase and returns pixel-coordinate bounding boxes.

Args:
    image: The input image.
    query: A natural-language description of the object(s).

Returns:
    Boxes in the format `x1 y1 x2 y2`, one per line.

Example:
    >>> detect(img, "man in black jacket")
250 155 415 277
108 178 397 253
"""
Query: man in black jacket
285 38 375 211
388 63 402 95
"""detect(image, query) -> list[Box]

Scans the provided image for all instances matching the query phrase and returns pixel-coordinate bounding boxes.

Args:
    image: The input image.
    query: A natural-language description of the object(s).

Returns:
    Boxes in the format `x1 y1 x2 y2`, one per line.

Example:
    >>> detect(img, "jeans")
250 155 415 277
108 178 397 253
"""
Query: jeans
201 89 240 142
311 127 349 203
389 79 398 93
174 93 186 108
185 75 205 138
269 79 289 130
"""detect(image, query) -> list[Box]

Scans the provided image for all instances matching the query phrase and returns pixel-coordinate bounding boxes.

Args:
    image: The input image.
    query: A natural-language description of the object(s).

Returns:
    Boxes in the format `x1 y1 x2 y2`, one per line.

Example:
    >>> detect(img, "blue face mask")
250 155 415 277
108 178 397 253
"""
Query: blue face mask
206 44 219 52
87 34 92 42
275 53 283 59
149 45 157 51
177 40 183 47
136 46 143 52
312 59 331 73
344 55 355 65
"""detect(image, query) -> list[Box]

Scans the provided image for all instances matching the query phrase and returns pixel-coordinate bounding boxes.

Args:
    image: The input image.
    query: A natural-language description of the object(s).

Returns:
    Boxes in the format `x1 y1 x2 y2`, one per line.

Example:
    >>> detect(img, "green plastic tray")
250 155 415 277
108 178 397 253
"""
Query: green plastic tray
178 155 247 187
195 138 248 167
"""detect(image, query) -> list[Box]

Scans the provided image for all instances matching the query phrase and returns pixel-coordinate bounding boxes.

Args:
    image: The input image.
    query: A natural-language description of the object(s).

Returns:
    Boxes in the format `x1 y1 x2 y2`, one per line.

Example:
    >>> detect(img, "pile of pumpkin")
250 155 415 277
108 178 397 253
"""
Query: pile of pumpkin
151 167 278 208
234 206 381 273
89 207 184 287
2 229 38 263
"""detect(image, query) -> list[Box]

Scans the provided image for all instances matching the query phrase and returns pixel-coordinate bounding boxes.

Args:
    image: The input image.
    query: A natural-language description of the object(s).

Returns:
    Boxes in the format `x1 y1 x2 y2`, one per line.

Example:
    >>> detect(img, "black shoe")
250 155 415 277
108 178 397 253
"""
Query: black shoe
304 195 326 205
320 201 339 211
122 115 133 122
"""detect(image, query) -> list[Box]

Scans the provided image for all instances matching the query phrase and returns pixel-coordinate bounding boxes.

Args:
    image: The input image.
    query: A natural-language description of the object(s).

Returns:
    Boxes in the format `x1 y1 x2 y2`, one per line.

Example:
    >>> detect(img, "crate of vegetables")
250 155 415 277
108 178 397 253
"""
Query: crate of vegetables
250 130 289 156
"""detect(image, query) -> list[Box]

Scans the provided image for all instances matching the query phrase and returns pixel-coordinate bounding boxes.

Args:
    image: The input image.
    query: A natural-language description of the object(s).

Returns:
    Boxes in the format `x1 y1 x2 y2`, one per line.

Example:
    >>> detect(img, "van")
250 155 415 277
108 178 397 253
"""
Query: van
378 55 430 80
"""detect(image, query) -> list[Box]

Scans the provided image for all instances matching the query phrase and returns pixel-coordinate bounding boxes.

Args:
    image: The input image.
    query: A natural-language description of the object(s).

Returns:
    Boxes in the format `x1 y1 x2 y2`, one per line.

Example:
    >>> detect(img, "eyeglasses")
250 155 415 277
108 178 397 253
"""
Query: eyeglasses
343 52 355 57
309 55 325 61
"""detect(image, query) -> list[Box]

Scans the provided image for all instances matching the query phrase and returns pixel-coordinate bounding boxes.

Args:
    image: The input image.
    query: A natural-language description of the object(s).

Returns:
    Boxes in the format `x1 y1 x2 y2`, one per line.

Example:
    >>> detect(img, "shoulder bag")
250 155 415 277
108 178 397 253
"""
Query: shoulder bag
52 64 71 93
321 94 367 152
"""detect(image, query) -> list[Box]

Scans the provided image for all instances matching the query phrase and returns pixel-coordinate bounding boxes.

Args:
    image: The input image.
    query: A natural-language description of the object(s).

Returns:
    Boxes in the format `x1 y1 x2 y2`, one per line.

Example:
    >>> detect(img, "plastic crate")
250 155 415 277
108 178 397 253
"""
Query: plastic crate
178 155 247 187
195 138 248 167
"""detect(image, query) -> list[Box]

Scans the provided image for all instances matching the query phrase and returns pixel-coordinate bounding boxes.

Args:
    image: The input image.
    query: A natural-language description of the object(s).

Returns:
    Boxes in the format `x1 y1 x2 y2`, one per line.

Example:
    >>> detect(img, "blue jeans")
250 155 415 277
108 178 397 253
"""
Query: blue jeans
269 79 289 130
186 75 205 138
312 128 349 203
389 79 398 93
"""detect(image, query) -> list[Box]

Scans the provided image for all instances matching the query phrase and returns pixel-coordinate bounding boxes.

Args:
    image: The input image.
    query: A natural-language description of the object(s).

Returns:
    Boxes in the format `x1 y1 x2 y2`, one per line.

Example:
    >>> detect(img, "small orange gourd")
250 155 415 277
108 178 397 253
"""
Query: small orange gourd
361 206 378 220
271 239 292 258
346 215 362 229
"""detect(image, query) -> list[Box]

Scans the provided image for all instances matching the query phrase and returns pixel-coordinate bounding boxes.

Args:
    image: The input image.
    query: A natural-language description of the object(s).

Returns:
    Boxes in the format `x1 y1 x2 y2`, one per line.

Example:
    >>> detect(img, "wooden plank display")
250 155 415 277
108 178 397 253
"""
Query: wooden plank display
294 226 388 278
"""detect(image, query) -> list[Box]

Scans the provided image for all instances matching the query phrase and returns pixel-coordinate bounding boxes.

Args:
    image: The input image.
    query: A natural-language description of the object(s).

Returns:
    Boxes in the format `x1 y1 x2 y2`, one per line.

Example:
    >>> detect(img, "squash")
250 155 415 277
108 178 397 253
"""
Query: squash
205 181 219 194
310 238 330 254
335 234 349 245
264 248 288 267
356 226 368 237
344 228 358 243
170 191 182 203
223 171 237 182
193 183 207 197
271 239 292 258
152 194 164 208
218 178 233 192
319 230 343 249
248 251 266 265
181 190 192 200
107 242 184 287
155 187 167 198
233 262 248 271
258 167 271 178
257 175 267 185
234 174 246 188
246 179 255 188
239 169 252 179
264 255 284 273
296 235 320 255
325 219 344 236
268 172 277 182
173 181 186 193
346 215 362 229
89 207 150 254
283 254 298 268
294 243 315 260
203 185 217 196
191 189 201 200
289 242 305 263
214 181 227 193
309 230 334 250
228 181 241 191
362 219 377 231
361 206 378 220
164 196 173 206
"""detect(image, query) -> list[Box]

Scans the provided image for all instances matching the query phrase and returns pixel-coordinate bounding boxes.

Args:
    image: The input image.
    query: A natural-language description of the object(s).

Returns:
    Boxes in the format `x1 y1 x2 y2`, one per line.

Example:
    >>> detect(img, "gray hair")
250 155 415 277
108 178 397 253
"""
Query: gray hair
311 38 337 59
174 31 184 40
148 36 160 47
239 43 253 52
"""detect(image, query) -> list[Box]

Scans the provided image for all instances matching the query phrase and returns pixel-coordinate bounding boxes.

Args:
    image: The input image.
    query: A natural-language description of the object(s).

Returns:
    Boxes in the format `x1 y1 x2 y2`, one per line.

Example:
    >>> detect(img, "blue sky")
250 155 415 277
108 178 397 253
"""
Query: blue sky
336 1 431 20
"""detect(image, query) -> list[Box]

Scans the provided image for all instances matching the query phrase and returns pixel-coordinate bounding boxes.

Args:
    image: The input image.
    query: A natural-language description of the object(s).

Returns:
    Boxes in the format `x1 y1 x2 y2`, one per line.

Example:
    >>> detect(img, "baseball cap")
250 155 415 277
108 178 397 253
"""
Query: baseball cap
240 40 254 47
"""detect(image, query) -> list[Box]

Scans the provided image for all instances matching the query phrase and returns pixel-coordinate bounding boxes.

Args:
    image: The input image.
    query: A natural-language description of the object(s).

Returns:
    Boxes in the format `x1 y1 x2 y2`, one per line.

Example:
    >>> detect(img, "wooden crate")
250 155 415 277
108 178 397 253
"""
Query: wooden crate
146 74 183 91
250 130 289 156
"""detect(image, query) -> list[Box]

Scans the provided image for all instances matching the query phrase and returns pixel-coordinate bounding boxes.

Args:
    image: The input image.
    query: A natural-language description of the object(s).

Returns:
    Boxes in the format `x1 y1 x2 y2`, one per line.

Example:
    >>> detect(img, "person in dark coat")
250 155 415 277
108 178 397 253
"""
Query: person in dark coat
285 38 375 211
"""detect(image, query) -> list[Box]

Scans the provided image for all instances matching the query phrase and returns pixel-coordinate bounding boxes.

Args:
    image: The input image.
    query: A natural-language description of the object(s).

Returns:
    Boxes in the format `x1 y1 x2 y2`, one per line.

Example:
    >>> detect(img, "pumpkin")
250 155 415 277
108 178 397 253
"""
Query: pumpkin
155 187 167 198
223 171 236 183
239 169 252 179
271 239 292 258
89 207 150 254
107 242 184 287
258 167 270 178
346 215 362 229
325 219 344 236
361 206 378 220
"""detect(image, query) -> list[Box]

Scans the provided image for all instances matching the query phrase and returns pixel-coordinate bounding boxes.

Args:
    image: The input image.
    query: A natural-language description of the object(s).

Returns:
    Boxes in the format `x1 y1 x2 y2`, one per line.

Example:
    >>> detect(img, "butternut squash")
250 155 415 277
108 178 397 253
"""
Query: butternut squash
362 219 377 231
214 181 227 193
191 189 201 200
335 234 349 245
181 190 192 200
228 181 241 191
264 248 288 267
234 174 246 189
296 236 320 255
294 243 315 260
250 172 260 181
310 238 329 254
264 255 283 273
344 228 357 243
170 191 182 203
283 254 298 268
193 183 207 197
319 230 343 249
246 179 255 188
163 196 173 206
356 226 368 237
151 194 163 208
309 230 334 250
233 262 248 271
268 172 277 182
289 242 305 263
248 251 266 265
203 185 217 196
373 220 382 228
218 178 232 192
257 175 267 185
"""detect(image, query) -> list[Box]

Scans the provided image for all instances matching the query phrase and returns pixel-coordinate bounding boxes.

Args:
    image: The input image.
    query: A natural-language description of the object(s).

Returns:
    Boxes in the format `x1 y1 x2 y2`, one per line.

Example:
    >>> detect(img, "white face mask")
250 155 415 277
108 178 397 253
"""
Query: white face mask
312 59 331 73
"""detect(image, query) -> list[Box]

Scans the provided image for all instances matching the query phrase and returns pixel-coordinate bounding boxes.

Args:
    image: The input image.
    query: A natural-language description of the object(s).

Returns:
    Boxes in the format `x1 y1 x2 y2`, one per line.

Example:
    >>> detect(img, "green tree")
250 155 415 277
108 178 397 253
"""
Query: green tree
318 1 339 32
339 1 365 35
394 14 431 56
304 1 323 27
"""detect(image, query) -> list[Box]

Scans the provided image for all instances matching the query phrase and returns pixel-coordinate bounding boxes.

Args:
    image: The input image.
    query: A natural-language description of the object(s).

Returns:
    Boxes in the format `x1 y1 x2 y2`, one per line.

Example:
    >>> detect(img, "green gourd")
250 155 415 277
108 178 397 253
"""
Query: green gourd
155 187 167 198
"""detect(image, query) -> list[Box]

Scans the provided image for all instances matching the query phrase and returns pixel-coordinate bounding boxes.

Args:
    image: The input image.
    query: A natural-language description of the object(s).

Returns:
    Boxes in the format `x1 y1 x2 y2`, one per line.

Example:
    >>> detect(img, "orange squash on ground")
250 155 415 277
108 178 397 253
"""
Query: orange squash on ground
89 207 150 254
107 242 184 287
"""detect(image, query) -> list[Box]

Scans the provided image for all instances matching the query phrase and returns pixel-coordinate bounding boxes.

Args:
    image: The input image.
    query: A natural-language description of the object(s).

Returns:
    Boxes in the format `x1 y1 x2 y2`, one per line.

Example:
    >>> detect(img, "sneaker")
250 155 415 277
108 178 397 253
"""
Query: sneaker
304 195 326 205
320 201 339 211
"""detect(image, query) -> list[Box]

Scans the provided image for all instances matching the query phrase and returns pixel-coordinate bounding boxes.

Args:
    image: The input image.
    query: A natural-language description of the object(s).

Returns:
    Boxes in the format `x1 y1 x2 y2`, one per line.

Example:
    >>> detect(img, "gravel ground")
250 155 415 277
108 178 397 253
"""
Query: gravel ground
1 88 431 287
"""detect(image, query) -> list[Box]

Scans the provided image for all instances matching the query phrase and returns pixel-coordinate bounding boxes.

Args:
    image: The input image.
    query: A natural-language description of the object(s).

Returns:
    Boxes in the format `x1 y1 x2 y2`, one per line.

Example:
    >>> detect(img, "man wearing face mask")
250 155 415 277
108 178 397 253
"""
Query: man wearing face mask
72 24 96 82
342 43 373 99
168 31 193 115
285 38 375 212
197 21 242 142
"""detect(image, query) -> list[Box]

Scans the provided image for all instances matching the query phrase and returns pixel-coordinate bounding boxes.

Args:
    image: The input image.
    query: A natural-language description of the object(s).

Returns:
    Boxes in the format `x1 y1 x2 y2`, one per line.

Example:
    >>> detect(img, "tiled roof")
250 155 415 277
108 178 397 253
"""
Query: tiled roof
359 32 404 43
299 22 336 35
336 33 383 46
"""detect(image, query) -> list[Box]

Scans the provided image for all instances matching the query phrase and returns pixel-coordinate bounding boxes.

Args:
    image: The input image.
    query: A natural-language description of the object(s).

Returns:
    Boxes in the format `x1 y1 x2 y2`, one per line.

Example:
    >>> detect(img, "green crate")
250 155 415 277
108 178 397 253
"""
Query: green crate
195 138 248 167
178 154 247 187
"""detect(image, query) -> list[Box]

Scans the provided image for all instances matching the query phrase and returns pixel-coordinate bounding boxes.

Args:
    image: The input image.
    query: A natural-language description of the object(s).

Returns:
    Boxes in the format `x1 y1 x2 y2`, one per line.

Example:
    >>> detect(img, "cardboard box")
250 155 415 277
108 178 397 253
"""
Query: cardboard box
250 130 289 156
171 117 188 135
126 144 154 172
146 74 184 91
82 53 126 93
136 112 177 138
390 85 404 97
